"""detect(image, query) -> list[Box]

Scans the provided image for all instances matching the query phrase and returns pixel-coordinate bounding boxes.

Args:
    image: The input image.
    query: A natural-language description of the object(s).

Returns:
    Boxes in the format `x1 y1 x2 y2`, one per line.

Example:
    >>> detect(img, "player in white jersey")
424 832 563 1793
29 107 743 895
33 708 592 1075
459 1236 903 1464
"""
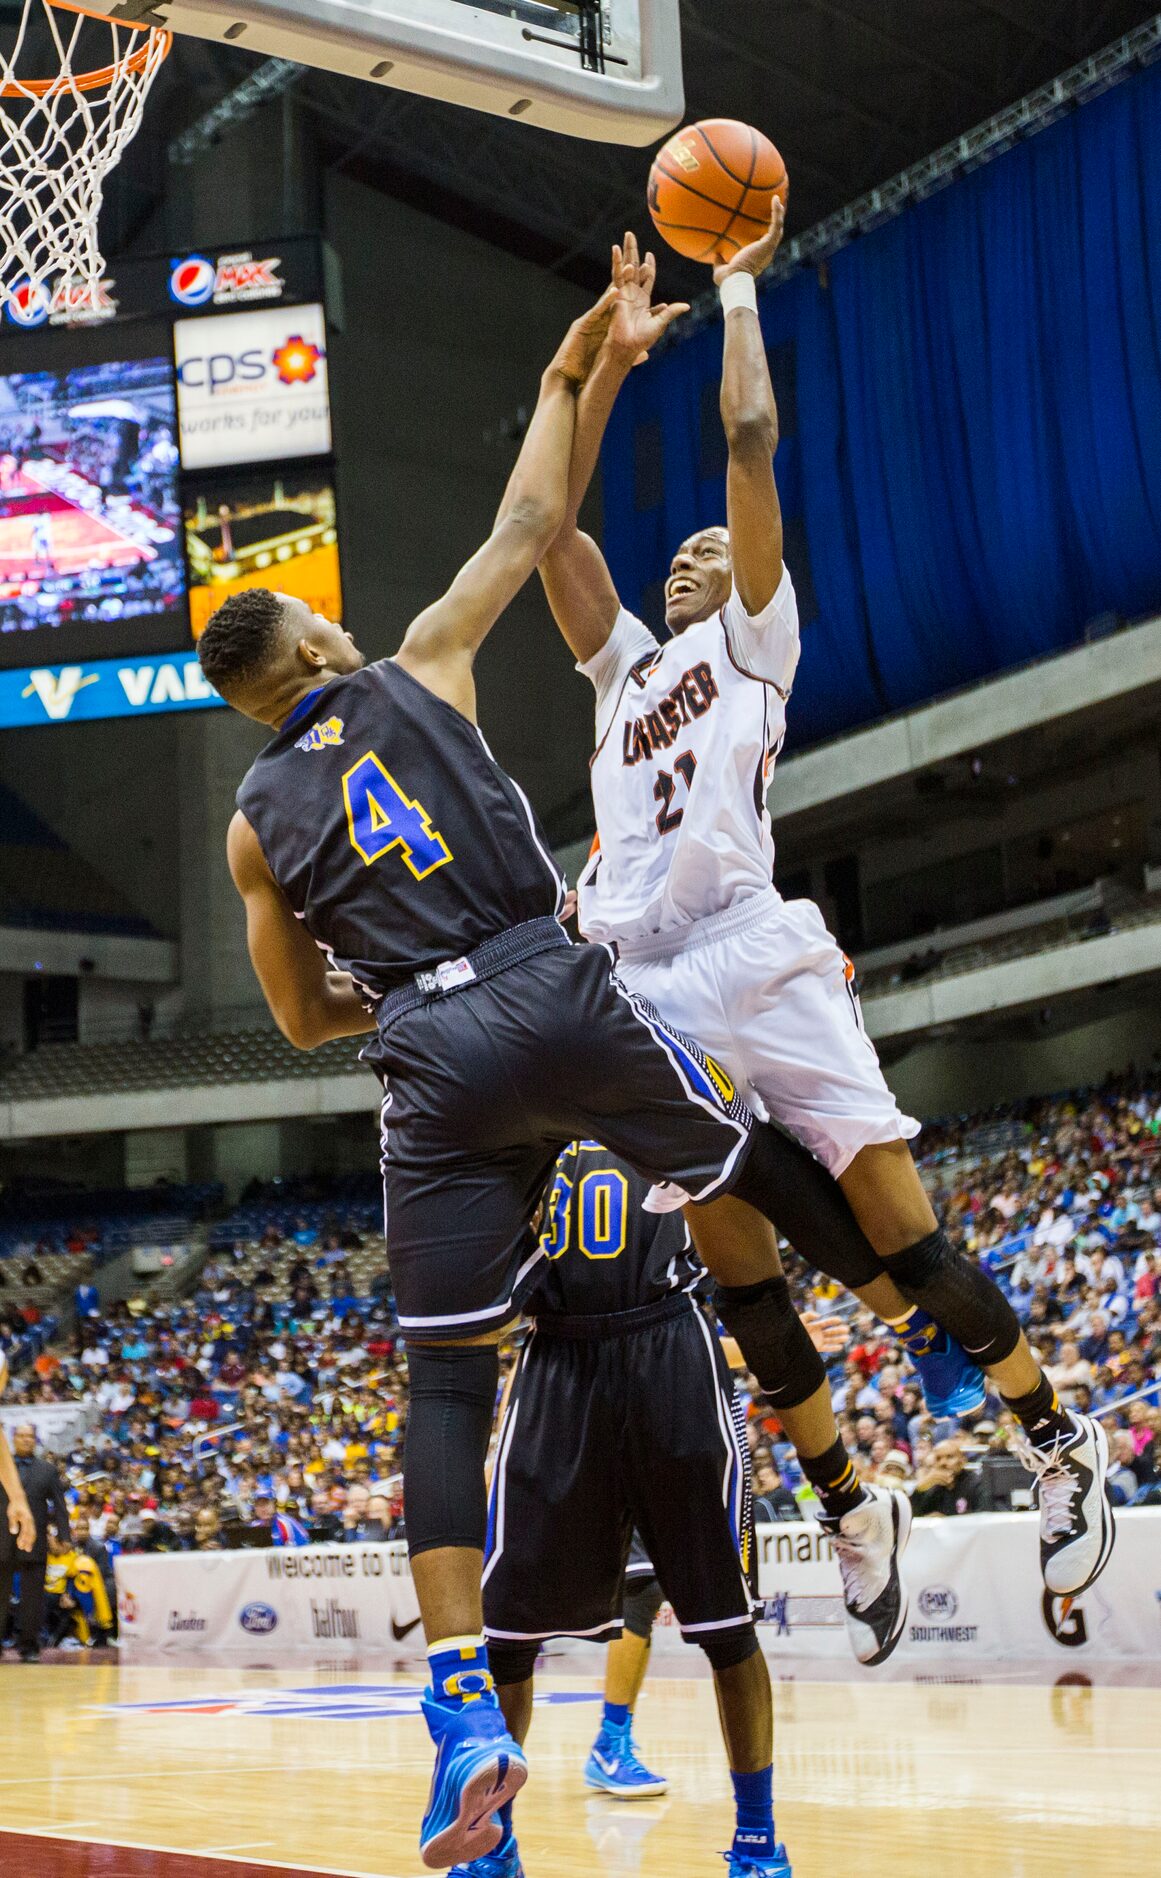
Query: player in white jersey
538 217 1114 1603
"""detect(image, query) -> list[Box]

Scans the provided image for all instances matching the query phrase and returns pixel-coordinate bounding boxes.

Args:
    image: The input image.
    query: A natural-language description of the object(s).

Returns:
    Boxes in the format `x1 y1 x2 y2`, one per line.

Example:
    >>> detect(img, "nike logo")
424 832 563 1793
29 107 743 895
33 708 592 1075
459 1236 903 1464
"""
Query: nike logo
391 1616 423 1641
591 1750 620 1777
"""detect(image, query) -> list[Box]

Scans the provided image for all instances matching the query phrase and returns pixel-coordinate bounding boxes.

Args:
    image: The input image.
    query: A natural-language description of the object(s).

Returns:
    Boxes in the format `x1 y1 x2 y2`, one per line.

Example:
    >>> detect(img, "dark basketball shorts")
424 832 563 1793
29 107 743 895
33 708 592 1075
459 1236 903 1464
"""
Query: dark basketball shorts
625 1532 656 1583
374 939 754 1342
482 1296 755 1649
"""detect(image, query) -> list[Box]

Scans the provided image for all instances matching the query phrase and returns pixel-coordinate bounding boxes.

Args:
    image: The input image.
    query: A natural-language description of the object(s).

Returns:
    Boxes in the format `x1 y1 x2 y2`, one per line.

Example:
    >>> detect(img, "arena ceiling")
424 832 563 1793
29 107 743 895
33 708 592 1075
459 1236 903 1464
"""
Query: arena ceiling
126 0 1159 287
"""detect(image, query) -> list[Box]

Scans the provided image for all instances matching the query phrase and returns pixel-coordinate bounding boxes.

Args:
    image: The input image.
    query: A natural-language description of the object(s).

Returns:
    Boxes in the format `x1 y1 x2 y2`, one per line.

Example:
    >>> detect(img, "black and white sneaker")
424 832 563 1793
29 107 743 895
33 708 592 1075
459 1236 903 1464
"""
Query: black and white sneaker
818 1484 912 1667
1015 1411 1116 1596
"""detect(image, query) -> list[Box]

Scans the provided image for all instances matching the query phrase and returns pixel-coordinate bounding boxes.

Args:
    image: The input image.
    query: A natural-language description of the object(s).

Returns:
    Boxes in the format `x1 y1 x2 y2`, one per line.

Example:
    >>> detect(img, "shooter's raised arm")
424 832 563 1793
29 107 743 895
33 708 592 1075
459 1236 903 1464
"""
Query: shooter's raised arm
714 198 786 617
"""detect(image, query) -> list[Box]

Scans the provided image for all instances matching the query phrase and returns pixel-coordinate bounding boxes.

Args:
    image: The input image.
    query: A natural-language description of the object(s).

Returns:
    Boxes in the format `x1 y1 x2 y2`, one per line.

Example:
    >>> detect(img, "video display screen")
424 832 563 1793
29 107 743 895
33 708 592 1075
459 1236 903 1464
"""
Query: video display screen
184 467 341 640
0 347 185 669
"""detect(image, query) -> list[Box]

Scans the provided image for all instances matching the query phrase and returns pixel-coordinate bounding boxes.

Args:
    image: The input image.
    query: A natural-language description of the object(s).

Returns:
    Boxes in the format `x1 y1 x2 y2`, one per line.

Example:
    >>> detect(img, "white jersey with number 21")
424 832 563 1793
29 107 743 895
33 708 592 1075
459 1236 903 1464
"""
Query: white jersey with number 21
577 566 800 946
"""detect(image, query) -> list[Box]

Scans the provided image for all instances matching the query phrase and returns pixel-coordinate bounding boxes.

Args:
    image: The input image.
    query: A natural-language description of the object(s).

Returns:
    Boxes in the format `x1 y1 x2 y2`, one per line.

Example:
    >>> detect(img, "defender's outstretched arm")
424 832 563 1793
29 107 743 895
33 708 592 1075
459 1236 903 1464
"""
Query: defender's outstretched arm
395 291 621 721
541 234 687 664
715 200 786 617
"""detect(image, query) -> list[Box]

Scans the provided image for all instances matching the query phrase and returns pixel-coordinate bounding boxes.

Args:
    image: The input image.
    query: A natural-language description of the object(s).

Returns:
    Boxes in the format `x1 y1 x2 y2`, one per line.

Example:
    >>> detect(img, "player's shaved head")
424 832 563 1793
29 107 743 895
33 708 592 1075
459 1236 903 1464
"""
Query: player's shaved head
198 588 364 726
664 525 732 633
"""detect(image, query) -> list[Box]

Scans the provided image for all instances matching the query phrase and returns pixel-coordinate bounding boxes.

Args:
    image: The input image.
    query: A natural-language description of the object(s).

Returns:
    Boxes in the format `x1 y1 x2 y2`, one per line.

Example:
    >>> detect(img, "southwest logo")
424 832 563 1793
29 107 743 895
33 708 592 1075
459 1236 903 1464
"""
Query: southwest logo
272 334 324 385
296 715 345 753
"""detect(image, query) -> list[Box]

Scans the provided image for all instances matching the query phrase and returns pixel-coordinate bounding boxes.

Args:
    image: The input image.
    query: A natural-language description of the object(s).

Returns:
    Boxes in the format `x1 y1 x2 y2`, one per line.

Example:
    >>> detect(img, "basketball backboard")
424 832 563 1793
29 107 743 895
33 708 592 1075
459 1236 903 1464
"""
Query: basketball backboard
123 0 684 145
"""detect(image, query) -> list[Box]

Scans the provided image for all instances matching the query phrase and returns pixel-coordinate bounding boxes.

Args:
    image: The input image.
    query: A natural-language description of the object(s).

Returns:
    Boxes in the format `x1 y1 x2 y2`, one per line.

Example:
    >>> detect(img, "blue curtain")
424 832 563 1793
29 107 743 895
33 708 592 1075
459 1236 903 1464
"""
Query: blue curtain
601 61 1161 747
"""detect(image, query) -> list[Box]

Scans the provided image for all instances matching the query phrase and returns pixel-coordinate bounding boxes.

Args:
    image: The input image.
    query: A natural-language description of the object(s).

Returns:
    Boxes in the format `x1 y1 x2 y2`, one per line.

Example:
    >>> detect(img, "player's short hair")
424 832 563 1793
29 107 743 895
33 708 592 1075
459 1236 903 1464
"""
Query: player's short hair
197 587 287 695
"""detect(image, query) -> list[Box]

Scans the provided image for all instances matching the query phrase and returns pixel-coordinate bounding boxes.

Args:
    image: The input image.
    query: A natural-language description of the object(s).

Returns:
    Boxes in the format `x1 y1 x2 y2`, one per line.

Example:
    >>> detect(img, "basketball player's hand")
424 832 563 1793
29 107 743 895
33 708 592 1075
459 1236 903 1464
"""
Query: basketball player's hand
801 1311 850 1356
607 230 689 365
549 285 620 388
9 1497 35 1553
713 195 787 285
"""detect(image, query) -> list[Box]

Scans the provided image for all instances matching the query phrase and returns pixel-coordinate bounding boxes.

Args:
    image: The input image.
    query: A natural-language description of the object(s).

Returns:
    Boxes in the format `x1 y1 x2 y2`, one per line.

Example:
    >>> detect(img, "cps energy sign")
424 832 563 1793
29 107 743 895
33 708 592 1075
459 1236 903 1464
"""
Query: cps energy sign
0 652 225 727
174 301 332 471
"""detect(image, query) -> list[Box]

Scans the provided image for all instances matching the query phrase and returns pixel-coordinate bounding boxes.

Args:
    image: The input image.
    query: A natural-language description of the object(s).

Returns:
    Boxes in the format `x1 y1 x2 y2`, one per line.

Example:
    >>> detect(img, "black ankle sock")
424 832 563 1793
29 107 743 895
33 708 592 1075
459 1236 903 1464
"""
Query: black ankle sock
799 1438 866 1521
1003 1374 1073 1448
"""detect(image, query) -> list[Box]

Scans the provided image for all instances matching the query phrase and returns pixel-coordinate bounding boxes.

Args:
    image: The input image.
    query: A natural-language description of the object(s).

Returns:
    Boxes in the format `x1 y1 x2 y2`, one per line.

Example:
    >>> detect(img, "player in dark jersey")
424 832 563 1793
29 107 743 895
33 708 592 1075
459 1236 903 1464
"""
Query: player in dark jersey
197 260 950 1870
473 1141 793 1878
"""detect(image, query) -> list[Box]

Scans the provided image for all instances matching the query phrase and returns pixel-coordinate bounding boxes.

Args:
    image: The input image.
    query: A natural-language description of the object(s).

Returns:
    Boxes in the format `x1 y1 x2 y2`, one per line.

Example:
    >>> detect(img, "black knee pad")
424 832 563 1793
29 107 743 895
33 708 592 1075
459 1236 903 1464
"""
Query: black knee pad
699 1622 761 1673
403 1342 499 1559
888 1227 1022 1369
727 1123 886 1289
487 1637 540 1687
713 1275 827 1409
623 1576 664 1640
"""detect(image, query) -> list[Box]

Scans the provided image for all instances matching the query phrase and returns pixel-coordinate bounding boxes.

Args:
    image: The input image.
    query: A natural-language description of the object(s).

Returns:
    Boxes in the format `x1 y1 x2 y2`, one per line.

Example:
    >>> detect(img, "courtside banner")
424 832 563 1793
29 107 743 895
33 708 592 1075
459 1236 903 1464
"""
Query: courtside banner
116 1542 422 1656
743 1508 1160 1663
116 1513 1161 1665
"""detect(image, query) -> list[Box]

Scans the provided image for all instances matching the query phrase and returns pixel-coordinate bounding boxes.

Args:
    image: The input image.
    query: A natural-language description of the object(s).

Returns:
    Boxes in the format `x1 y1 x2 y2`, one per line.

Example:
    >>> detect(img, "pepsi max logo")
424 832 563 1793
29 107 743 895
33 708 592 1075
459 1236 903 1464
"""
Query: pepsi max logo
238 1602 279 1635
6 281 50 327
170 255 217 307
918 1584 958 1619
170 252 284 308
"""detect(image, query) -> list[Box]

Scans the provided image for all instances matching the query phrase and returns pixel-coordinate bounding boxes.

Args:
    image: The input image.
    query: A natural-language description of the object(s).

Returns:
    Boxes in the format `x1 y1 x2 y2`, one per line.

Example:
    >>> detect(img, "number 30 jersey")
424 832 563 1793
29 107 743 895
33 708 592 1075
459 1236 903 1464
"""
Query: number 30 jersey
526 1140 704 1318
236 658 564 1001
577 568 800 948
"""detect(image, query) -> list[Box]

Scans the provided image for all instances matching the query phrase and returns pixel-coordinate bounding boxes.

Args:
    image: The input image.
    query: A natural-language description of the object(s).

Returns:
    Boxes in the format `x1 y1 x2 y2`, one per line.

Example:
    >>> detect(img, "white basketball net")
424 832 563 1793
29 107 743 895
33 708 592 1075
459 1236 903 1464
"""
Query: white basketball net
0 0 170 308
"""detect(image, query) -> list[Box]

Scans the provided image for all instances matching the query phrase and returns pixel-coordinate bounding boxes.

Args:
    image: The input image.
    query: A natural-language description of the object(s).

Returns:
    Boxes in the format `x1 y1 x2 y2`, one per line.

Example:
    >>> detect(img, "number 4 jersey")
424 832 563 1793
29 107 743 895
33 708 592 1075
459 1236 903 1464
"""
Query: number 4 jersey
236 658 564 1003
578 568 800 947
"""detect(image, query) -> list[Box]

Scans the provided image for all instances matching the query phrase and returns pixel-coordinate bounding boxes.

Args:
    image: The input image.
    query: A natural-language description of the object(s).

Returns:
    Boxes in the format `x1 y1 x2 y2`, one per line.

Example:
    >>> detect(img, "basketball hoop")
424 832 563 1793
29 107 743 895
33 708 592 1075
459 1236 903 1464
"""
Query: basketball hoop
0 0 171 309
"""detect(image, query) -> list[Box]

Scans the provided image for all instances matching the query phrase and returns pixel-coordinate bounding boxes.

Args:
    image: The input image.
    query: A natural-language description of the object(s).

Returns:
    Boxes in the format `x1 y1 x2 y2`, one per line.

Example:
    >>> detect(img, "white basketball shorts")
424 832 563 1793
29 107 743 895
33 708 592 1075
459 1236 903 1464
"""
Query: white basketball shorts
613 887 919 1180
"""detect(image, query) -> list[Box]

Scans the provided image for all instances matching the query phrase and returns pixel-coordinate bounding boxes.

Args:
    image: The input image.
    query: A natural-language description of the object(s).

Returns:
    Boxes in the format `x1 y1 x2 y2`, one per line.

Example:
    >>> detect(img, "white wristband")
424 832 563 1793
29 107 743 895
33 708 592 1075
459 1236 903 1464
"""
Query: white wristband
719 272 758 317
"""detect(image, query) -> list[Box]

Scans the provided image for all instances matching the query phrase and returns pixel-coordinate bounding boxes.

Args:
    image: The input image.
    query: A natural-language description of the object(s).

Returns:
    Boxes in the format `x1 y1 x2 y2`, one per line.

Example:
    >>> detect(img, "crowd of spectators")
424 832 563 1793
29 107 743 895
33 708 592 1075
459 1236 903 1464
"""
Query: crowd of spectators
2 1071 1161 1651
2 1201 409 1650
745 1069 1161 1516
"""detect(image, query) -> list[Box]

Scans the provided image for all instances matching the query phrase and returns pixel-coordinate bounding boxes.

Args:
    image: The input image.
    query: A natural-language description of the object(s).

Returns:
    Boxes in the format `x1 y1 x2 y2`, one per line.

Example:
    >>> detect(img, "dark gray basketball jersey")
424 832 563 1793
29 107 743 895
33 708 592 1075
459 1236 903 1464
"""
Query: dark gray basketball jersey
527 1140 705 1318
236 660 564 1000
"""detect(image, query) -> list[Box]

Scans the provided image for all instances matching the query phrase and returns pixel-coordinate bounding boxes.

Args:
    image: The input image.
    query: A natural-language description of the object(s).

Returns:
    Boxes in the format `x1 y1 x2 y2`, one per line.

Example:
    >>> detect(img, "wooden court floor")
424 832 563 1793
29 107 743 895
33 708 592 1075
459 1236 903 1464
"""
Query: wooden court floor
0 1660 1156 1877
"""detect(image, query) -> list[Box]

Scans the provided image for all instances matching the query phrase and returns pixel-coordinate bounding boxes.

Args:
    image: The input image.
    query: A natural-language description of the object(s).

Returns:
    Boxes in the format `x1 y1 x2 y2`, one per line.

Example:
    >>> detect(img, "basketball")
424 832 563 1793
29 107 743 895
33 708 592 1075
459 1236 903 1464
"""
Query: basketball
648 118 788 265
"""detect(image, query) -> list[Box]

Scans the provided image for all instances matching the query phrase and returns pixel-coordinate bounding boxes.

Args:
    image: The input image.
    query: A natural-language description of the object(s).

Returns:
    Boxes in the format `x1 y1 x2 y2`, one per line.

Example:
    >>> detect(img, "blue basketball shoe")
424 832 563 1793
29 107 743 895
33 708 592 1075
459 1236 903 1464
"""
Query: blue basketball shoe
584 1718 668 1799
724 1847 793 1876
448 1847 525 1878
895 1308 986 1418
419 1693 527 1870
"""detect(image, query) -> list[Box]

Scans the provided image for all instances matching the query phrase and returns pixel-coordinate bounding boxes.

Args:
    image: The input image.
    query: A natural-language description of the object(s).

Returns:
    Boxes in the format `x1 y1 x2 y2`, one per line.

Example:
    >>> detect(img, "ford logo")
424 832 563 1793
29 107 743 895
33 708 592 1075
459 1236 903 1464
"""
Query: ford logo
239 1601 278 1634
918 1584 958 1619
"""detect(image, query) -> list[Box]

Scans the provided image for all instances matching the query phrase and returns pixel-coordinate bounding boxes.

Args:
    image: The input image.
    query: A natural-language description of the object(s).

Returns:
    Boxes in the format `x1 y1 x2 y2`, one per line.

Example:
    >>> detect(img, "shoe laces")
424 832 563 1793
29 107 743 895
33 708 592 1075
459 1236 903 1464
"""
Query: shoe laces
619 1742 658 1781
1013 1427 1081 1541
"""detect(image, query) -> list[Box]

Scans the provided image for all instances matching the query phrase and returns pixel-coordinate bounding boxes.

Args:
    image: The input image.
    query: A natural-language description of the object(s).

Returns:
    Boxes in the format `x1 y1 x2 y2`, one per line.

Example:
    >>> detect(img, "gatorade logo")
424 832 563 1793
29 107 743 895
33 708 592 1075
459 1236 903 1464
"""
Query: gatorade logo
1042 1591 1088 1648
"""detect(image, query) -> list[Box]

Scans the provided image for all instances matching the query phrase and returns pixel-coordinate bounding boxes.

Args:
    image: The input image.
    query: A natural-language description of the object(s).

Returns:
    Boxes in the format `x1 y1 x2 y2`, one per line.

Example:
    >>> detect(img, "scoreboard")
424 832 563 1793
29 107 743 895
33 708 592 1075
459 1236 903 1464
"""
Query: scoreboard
0 238 341 728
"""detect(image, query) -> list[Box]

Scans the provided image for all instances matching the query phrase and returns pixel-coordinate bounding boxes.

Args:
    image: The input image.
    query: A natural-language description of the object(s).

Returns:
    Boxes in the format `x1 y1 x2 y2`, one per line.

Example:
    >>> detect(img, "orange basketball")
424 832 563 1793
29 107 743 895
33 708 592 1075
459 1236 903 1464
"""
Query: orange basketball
648 118 788 265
